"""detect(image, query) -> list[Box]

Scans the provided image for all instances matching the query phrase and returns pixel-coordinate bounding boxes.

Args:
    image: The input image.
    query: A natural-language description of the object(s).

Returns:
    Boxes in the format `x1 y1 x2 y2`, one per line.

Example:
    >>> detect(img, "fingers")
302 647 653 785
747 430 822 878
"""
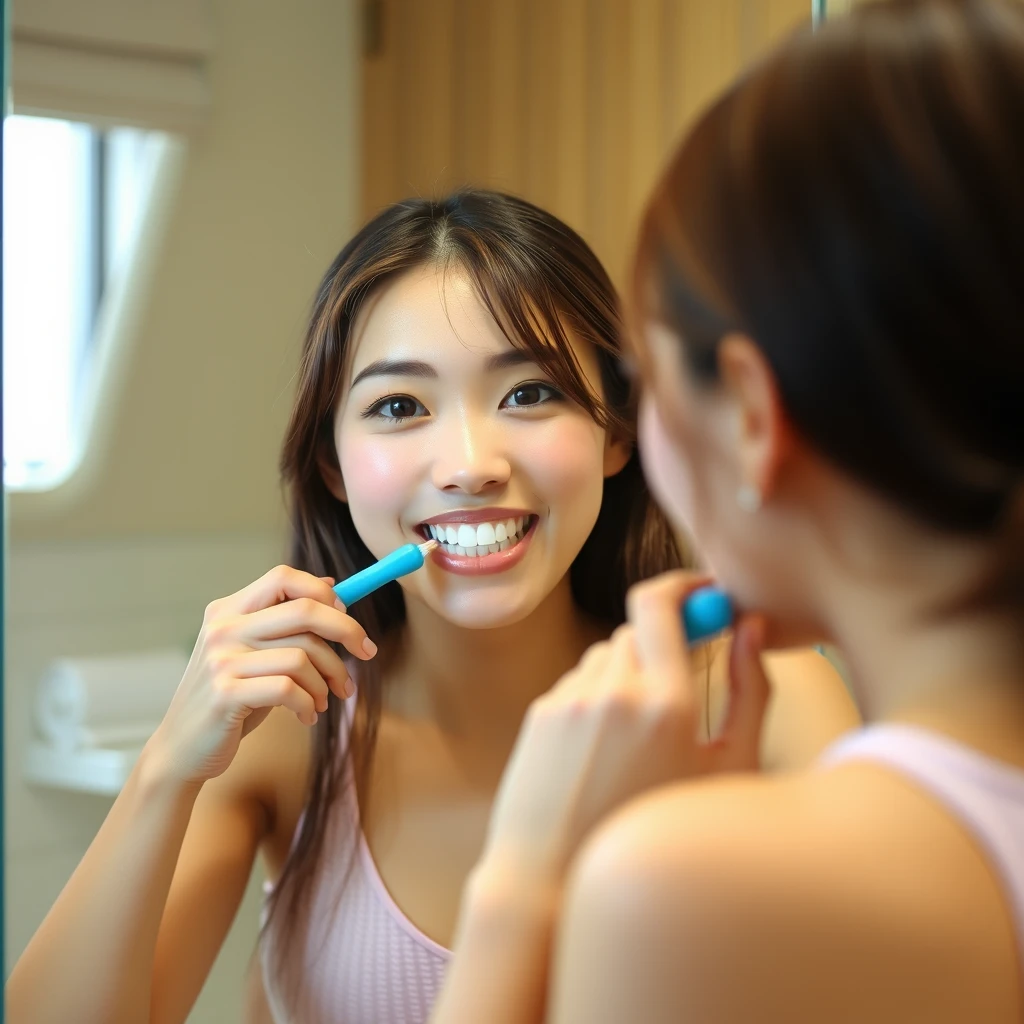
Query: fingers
594 625 640 694
715 614 771 770
205 567 376 663
249 632 353 700
227 647 332 713
221 565 342 618
552 633 621 700
238 598 375 660
627 571 709 691
222 674 318 726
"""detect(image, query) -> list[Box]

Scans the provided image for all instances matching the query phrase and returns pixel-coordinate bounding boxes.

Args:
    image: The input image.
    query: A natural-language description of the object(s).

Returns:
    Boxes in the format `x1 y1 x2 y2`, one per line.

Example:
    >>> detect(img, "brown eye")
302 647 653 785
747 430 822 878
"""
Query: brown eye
364 394 427 421
503 382 560 408
383 397 418 418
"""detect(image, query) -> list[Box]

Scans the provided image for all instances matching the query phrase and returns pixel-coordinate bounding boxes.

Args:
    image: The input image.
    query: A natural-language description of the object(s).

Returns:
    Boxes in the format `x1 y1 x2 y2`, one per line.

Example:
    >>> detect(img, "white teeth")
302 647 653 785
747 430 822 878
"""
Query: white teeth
422 515 535 558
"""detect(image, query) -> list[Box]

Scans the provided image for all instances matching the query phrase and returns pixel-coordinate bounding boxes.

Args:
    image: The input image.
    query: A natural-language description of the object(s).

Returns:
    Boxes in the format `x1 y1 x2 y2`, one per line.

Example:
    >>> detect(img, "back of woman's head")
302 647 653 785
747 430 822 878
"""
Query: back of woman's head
635 0 1024 594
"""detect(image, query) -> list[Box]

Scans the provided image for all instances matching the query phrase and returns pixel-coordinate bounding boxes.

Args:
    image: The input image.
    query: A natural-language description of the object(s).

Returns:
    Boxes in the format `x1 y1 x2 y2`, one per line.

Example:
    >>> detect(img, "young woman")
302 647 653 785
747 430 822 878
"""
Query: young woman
431 3 1024 1022
6 191 857 1024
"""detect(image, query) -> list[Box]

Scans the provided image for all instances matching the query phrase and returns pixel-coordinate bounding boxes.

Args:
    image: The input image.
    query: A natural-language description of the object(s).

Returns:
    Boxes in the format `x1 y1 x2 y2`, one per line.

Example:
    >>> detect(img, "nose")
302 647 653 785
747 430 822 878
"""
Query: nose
430 411 511 495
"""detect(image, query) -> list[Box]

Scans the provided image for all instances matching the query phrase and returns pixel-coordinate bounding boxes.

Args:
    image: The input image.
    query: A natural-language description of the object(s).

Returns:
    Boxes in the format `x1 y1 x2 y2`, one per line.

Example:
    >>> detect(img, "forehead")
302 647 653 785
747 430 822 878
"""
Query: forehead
344 263 600 383
348 265 514 372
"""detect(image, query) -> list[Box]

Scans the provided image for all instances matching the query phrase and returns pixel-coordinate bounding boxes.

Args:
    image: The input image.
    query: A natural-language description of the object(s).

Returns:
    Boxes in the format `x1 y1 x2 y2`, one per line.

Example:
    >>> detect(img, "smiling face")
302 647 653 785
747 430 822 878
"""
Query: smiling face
329 264 629 629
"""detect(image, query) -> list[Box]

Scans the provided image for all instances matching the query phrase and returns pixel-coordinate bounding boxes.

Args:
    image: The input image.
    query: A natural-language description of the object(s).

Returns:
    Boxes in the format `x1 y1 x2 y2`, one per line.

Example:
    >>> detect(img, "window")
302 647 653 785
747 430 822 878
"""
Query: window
3 115 164 490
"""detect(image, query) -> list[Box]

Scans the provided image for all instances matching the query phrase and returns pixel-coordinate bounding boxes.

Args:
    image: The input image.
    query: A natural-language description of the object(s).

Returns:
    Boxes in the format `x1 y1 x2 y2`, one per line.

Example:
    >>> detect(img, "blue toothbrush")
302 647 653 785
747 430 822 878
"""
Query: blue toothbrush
333 540 438 608
334 540 733 647
681 585 734 645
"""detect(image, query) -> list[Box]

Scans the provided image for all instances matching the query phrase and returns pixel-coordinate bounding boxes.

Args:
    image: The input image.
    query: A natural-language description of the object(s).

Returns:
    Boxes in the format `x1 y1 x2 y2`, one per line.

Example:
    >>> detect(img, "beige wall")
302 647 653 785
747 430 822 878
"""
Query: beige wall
5 534 284 1022
4 0 360 1021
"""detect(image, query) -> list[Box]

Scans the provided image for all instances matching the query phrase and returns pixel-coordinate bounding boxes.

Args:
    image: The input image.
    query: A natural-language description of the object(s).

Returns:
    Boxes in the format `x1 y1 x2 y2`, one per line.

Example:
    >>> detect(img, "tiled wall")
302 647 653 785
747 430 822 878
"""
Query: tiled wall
5 531 285 1022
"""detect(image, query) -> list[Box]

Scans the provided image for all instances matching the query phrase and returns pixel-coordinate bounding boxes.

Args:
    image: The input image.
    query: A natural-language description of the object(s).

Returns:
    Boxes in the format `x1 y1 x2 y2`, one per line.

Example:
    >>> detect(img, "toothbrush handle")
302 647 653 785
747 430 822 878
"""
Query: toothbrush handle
335 554 731 642
333 543 425 608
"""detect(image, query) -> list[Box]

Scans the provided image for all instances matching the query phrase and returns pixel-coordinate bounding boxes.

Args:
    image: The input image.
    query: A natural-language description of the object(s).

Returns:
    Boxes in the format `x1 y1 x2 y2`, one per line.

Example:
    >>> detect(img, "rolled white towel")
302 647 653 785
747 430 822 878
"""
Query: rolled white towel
35 650 189 751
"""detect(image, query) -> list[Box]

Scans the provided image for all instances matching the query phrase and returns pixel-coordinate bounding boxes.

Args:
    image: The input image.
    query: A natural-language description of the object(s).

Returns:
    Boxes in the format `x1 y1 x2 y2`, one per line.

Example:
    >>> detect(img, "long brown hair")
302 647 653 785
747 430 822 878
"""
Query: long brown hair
633 0 1024 594
265 189 682 981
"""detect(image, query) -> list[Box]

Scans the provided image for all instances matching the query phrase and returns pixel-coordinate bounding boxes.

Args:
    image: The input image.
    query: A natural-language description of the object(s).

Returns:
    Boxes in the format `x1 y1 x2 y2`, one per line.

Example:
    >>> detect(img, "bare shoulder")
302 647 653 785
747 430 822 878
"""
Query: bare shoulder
550 769 1020 1023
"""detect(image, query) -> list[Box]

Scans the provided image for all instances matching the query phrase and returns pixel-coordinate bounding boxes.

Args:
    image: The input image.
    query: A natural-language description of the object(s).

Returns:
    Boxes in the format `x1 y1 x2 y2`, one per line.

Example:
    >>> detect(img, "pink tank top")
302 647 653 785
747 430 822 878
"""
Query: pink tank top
820 723 1024 981
260 767 451 1024
262 721 1024 1022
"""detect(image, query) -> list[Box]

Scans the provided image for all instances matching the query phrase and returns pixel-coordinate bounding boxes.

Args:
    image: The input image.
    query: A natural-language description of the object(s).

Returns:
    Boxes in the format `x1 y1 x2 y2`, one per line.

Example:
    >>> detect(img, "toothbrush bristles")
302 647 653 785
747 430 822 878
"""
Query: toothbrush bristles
419 538 439 555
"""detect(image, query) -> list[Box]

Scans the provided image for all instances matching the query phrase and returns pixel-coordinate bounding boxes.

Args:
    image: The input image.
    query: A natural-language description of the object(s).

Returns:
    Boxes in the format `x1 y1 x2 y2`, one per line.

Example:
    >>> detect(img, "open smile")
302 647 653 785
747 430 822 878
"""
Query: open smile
417 510 538 576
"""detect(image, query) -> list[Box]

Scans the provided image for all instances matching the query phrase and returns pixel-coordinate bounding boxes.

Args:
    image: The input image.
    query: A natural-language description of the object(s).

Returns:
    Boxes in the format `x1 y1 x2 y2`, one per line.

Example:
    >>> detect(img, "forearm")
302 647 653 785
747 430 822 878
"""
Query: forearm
7 743 202 1024
431 858 562 1024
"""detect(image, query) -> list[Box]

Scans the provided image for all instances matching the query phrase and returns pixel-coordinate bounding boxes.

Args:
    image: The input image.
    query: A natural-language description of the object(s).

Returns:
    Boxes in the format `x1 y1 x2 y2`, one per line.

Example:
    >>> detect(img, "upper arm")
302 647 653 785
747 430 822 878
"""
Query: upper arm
547 781 857 1024
548 776 1005 1024
548 780 790 1024
759 648 860 770
151 710 309 1024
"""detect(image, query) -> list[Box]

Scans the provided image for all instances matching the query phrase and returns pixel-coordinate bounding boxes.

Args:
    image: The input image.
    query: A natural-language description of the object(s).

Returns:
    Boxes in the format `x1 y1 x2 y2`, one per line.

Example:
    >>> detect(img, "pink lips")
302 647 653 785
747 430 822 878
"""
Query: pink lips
419 513 538 577
419 507 532 526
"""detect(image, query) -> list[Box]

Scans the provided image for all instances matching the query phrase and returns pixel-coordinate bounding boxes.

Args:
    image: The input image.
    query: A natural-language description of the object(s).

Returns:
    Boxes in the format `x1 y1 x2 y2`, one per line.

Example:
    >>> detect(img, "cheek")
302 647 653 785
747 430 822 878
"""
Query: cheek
638 396 697 533
518 416 606 515
337 432 418 552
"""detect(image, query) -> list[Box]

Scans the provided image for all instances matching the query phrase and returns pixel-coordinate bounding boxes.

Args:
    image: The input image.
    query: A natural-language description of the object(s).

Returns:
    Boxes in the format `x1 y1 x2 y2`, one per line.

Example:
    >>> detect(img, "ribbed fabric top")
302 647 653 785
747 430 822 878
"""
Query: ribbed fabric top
260 767 451 1024
820 723 1024 980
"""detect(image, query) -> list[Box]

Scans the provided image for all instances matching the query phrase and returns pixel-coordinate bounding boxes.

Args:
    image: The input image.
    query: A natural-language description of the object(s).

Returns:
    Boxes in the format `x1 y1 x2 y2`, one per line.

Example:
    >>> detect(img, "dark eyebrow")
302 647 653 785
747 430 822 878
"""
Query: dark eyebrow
350 359 437 388
350 349 538 388
485 349 536 371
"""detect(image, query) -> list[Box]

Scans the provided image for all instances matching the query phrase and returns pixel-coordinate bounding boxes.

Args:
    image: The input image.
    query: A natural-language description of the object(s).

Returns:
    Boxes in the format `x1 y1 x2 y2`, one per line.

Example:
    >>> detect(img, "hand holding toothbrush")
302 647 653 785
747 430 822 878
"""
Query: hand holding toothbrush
146 542 438 787
147 565 375 786
477 571 770 884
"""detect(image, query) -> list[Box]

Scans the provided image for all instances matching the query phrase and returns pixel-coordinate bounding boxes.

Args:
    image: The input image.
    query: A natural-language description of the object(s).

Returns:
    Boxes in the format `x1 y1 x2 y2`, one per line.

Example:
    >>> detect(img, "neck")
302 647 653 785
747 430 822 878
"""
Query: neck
820 552 1024 766
387 576 607 748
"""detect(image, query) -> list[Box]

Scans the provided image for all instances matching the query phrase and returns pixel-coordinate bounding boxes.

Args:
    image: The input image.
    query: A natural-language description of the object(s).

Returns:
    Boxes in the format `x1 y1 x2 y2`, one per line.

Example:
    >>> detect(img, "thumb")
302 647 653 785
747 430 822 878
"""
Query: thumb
712 614 771 771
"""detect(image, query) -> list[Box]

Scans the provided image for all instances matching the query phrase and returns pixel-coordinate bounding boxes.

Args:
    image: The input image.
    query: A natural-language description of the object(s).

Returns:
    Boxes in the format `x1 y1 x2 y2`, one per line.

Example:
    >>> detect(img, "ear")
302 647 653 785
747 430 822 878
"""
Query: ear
716 333 793 500
316 447 348 503
603 432 632 479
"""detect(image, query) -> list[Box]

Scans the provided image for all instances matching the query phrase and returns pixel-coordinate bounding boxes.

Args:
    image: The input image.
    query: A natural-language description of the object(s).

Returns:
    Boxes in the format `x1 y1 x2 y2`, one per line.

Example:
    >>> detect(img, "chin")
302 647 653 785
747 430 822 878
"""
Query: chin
414 587 545 631
449 593 542 630
712 565 826 652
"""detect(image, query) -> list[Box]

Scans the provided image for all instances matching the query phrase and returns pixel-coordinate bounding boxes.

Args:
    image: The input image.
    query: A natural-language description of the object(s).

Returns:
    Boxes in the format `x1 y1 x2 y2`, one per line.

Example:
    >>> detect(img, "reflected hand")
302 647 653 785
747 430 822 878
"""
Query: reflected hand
146 565 375 785
482 571 771 881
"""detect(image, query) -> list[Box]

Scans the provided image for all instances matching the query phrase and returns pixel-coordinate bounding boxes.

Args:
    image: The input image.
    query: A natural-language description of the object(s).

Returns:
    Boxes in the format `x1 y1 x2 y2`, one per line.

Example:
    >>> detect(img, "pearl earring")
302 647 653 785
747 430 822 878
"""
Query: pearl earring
736 484 762 512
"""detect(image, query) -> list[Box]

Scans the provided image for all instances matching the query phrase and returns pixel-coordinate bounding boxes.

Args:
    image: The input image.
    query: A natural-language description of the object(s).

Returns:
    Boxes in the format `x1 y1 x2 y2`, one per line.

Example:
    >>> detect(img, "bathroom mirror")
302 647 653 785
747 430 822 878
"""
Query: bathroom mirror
3 2 822 1020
